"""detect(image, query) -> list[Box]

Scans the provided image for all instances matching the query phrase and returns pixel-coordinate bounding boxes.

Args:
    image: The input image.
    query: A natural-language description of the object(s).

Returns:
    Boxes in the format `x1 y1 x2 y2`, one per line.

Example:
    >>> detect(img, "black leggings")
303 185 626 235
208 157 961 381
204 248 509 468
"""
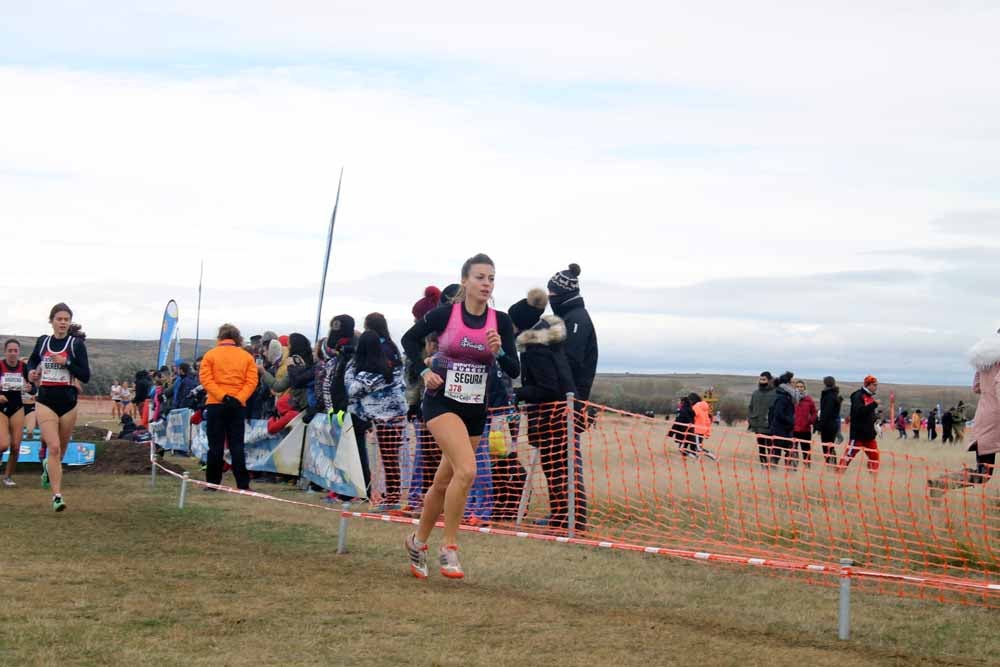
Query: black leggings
755 434 771 464
793 430 812 463
205 403 249 489
972 451 997 484
351 414 374 497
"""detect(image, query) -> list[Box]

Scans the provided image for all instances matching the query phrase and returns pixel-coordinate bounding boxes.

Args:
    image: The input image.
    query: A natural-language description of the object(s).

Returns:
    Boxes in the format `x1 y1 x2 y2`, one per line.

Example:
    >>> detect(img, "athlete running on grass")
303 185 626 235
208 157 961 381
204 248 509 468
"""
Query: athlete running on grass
26 303 91 511
1 339 31 487
400 253 520 579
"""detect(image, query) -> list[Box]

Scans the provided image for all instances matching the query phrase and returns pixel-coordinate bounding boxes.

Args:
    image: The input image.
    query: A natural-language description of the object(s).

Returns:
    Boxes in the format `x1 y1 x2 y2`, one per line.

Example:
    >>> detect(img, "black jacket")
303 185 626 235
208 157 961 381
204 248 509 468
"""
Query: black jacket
848 388 879 441
767 384 796 439
819 387 843 426
322 343 355 414
670 401 695 441
551 297 598 401
134 372 153 406
513 316 576 405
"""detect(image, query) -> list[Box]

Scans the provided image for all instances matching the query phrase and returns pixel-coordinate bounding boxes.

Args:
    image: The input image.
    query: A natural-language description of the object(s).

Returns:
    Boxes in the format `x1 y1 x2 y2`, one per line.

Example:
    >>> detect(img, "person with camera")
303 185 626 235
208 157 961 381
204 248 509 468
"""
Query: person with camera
199 324 258 491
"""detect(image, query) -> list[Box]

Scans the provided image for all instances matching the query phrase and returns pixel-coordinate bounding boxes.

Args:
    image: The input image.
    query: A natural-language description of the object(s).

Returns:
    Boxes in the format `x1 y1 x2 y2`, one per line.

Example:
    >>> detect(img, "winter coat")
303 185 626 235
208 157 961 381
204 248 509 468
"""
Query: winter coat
819 387 843 426
767 384 797 439
848 388 879 441
693 400 713 437
133 372 153 406
345 361 407 422
551 297 598 401
794 394 818 432
514 315 576 405
321 341 355 414
670 402 695 440
969 337 1000 456
171 373 198 412
199 340 258 406
748 386 777 433
911 413 922 430
488 362 516 409
260 356 315 412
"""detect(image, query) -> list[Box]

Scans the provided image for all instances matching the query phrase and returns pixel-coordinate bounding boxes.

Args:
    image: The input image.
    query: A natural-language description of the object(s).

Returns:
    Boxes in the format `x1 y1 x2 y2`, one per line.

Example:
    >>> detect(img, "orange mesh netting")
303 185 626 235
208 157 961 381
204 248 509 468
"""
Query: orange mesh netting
356 400 997 606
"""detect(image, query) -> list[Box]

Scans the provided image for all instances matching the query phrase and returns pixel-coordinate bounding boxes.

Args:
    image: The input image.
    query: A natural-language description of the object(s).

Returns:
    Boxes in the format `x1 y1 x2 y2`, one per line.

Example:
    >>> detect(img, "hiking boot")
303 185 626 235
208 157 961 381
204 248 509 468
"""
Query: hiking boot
41 458 50 489
1 477 15 488
405 533 428 579
52 495 66 512
439 545 464 579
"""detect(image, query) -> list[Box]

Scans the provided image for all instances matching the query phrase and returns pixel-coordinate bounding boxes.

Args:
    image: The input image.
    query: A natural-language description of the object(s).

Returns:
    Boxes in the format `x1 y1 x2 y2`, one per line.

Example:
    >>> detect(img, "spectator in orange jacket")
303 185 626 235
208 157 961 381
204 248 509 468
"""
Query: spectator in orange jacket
689 393 718 460
199 323 258 490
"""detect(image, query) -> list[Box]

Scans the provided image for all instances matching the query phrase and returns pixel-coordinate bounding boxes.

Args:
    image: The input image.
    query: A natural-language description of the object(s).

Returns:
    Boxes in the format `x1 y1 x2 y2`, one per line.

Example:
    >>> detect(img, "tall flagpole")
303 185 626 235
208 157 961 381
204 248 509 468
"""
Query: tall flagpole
193 260 204 360
315 168 344 343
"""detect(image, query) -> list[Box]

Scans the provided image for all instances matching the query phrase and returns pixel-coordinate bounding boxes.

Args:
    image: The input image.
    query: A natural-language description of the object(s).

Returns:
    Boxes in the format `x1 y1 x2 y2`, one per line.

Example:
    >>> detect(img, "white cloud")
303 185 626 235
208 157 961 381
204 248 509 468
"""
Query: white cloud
3 3 1000 384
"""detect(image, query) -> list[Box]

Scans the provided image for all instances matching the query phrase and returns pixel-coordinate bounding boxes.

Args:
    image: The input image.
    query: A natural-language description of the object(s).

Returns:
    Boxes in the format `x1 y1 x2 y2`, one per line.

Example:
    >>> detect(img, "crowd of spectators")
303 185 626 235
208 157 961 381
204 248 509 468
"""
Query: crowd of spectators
126 263 600 521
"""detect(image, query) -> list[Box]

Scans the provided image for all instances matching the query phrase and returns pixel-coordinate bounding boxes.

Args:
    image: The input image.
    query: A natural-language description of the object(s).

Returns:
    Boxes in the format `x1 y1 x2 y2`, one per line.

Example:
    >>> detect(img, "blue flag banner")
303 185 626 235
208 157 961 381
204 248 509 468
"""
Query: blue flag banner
156 300 179 369
3 440 96 466
302 413 366 499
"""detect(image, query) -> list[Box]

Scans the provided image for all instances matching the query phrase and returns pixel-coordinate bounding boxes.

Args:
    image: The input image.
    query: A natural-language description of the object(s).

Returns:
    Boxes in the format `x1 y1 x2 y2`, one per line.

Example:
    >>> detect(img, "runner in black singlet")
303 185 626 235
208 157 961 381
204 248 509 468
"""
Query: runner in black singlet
1 339 30 487
26 303 91 512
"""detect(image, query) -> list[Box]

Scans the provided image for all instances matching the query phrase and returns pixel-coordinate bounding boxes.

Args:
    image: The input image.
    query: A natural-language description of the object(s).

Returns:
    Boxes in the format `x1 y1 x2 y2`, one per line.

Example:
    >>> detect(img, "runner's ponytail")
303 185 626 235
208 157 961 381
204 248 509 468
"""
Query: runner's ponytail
68 323 87 341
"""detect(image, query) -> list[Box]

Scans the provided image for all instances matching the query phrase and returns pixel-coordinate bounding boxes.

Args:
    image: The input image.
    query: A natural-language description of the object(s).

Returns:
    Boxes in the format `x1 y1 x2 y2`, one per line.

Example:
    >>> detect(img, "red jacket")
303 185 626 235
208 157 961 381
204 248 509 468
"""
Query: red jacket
793 394 817 432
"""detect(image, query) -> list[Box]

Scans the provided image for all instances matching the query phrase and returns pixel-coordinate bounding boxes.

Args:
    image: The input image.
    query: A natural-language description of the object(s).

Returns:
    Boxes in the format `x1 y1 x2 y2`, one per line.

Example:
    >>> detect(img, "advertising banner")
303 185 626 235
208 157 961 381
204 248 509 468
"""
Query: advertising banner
3 440 96 466
301 413 366 499
244 416 306 476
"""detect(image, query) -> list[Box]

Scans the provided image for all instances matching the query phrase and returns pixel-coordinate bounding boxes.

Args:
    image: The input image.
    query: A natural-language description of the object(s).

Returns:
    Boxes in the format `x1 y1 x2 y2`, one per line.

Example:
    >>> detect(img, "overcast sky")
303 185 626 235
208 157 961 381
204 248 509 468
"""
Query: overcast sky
3 2 999 384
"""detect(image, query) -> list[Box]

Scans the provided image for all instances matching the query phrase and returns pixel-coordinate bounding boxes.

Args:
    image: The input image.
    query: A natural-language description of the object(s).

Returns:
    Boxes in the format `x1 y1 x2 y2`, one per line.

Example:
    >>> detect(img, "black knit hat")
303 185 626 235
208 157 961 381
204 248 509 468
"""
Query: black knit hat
441 283 461 304
547 263 582 298
328 314 355 345
509 288 548 331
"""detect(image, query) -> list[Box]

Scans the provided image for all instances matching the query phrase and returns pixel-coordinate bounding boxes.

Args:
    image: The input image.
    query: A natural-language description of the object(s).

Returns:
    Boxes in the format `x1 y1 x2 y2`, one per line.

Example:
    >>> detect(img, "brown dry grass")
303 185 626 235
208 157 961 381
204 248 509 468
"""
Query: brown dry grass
1 466 998 666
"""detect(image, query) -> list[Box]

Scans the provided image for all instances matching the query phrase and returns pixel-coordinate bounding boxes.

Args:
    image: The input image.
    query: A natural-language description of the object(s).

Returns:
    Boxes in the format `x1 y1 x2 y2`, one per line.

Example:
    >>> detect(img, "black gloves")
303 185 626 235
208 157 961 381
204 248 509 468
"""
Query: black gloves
222 395 241 409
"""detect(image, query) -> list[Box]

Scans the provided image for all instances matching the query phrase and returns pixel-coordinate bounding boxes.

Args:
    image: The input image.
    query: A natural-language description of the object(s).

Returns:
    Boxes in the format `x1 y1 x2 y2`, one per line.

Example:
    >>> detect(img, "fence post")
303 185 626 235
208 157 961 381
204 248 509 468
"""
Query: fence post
838 558 853 640
566 392 576 539
337 502 351 554
149 441 157 488
178 472 190 509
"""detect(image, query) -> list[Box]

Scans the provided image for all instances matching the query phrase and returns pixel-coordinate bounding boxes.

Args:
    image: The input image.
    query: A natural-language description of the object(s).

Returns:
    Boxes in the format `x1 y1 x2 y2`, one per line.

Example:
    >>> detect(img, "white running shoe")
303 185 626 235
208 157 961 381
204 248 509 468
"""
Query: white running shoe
1 477 15 488
405 533 428 579
439 545 465 579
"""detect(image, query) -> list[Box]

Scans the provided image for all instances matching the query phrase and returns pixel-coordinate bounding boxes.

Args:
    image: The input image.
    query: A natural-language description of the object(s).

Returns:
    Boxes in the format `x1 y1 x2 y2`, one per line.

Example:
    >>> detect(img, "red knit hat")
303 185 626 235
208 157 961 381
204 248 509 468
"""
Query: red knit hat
279 335 289 347
864 375 878 386
412 286 441 321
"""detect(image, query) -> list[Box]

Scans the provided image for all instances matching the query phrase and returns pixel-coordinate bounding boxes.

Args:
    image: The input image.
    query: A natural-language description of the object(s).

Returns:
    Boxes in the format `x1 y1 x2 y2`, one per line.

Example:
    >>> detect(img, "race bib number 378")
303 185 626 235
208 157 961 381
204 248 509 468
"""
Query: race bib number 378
444 363 487 404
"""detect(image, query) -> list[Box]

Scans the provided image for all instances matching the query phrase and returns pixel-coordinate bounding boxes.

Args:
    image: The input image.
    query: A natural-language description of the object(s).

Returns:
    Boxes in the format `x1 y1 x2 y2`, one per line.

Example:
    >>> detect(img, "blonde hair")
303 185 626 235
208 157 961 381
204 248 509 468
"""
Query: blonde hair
217 323 244 347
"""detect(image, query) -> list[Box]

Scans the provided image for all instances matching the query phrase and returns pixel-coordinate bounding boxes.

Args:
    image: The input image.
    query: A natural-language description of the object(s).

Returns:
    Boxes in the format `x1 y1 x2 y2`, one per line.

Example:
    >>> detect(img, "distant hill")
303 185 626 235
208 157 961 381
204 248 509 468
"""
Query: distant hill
2 336 980 415
1 335 211 395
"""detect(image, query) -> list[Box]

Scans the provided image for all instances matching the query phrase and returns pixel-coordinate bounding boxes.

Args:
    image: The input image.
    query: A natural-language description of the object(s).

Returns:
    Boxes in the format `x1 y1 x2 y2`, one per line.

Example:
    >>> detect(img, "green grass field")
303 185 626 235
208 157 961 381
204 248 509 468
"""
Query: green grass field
2 463 997 666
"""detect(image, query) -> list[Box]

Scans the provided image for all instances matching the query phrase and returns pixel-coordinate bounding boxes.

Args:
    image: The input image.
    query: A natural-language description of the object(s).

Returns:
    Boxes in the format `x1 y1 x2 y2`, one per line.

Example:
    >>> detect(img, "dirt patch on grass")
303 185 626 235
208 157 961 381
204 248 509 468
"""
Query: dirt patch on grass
72 424 112 442
79 440 185 476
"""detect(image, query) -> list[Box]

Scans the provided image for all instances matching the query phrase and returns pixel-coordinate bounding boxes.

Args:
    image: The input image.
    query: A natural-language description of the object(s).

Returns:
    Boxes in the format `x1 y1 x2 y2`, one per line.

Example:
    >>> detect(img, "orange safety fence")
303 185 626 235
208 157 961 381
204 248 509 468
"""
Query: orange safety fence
354 399 998 607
